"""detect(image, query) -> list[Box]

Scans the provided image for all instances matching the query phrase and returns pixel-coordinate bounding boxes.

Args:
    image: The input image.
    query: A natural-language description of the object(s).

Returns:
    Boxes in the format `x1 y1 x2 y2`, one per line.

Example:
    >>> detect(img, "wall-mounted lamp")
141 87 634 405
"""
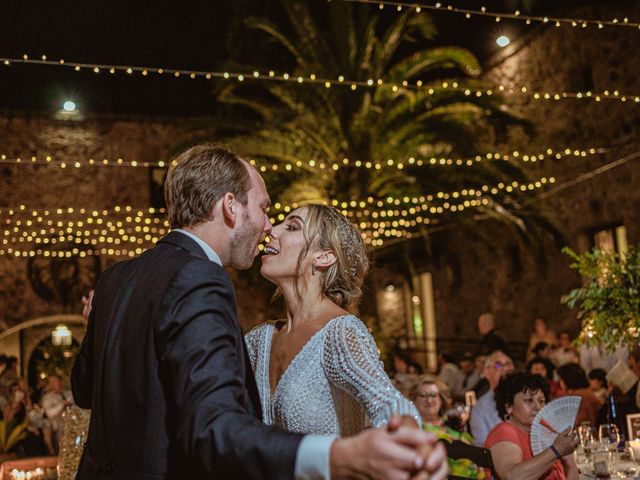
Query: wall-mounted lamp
51 324 72 346
496 35 511 47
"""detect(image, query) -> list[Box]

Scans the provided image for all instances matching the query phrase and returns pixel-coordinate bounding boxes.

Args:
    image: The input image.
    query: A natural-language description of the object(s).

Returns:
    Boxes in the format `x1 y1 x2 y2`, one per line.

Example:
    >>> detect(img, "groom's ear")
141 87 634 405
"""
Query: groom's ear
221 192 237 227
315 250 337 269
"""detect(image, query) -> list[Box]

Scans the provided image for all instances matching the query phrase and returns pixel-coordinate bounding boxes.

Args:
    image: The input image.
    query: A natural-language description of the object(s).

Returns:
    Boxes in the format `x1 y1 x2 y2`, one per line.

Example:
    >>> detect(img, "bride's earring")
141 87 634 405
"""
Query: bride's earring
311 262 317 275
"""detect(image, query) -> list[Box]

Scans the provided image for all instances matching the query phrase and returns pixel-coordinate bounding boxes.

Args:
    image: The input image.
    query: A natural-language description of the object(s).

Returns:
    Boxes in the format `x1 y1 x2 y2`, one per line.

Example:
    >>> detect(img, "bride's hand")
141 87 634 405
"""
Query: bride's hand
330 423 447 480
387 414 447 480
387 414 420 430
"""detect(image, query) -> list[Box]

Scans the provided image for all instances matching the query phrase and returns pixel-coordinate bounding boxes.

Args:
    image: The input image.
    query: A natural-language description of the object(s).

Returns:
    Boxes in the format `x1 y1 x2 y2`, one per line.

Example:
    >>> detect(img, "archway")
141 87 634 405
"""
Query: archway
27 336 80 394
0 315 85 387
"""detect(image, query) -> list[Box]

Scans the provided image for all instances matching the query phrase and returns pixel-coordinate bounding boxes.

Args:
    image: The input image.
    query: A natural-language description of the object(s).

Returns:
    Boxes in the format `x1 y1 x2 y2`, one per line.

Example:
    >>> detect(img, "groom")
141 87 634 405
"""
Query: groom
71 145 446 480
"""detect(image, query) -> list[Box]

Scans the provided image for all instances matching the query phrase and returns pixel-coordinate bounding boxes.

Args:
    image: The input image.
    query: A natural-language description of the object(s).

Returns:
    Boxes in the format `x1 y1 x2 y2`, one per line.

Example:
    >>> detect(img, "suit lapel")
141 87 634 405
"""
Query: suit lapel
159 231 264 420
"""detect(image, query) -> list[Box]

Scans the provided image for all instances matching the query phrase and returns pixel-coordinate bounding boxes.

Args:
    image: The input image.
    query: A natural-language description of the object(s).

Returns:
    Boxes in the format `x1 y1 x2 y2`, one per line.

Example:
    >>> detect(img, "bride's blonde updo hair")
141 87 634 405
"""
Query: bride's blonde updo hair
295 204 369 308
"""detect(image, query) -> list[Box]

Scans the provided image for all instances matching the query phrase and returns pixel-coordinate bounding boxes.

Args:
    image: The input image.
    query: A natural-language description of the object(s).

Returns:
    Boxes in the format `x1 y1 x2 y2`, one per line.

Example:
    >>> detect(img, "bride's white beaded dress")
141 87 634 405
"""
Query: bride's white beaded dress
245 314 421 435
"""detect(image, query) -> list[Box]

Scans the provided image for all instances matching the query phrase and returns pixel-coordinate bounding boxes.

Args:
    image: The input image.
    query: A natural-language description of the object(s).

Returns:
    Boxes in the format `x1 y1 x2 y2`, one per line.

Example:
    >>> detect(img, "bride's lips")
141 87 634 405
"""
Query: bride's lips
261 245 280 260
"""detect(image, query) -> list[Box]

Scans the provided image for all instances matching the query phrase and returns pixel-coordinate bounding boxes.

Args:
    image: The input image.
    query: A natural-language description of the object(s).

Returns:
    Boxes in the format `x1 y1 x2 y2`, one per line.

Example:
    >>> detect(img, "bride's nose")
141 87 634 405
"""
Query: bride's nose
270 224 282 238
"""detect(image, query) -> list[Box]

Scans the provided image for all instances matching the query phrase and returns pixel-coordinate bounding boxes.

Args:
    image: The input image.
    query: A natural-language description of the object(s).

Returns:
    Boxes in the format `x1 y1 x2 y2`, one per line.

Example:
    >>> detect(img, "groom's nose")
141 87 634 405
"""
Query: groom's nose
263 215 272 234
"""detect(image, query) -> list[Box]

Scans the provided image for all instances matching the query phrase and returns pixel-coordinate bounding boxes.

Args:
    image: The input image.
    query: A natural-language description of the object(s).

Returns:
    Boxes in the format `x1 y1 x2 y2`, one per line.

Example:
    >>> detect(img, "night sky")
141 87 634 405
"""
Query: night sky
0 0 603 116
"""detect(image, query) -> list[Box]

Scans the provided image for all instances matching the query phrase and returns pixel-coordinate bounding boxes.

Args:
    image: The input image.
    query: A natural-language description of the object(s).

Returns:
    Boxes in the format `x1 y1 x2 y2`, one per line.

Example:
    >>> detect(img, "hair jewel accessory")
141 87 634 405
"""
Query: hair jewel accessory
333 210 360 276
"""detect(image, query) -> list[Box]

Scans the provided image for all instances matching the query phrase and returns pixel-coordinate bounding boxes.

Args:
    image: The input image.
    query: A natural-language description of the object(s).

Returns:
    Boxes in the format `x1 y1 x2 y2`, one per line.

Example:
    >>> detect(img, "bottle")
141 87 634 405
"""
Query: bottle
607 393 625 450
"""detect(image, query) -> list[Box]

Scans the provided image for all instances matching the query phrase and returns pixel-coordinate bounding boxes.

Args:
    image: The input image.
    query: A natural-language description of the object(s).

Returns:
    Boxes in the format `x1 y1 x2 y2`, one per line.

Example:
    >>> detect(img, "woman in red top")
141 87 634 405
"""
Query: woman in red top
485 371 579 480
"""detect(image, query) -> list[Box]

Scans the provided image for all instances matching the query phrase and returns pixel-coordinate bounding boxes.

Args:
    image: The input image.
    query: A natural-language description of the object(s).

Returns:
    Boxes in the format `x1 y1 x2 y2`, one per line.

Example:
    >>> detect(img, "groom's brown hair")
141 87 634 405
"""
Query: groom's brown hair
164 145 252 229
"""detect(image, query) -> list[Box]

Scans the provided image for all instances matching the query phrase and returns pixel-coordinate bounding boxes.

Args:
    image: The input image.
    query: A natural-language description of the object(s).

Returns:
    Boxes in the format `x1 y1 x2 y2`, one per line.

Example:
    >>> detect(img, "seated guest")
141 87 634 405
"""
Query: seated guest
626 344 640 409
532 341 552 360
0 356 19 403
2 381 50 456
41 374 74 453
469 350 514 446
437 353 465 401
2 381 30 424
527 318 557 360
587 369 609 404
596 360 640 439
391 351 417 398
556 363 603 427
579 340 627 373
526 356 563 399
461 352 482 393
412 376 485 479
473 355 490 398
486 371 579 480
407 360 423 375
552 331 580 367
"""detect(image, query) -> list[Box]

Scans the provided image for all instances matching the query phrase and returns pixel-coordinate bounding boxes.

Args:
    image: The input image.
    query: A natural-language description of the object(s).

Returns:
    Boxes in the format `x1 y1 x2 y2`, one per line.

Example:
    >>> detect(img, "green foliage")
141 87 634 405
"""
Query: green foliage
215 0 552 246
562 246 640 350
0 419 29 453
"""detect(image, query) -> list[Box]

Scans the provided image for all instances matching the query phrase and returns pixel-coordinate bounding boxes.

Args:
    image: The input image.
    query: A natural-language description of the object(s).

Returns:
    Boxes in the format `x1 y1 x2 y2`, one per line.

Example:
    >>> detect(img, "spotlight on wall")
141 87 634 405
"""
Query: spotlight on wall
384 282 396 292
55 99 82 120
496 35 511 47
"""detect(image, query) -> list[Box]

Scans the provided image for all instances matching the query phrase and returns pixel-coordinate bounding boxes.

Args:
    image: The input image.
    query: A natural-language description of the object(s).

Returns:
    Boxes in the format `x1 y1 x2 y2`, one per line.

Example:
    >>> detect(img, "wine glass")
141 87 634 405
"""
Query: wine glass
578 425 595 460
599 424 620 466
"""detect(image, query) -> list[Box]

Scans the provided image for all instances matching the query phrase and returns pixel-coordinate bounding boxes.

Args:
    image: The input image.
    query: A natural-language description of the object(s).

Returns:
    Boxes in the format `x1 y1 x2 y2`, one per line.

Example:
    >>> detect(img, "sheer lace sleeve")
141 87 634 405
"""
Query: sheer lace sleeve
244 323 265 372
322 315 422 427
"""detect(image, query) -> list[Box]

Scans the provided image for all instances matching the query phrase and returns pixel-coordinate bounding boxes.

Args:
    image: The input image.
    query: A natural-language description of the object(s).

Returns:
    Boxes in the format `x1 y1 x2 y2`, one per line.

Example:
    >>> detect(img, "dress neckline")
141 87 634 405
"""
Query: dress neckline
265 314 351 401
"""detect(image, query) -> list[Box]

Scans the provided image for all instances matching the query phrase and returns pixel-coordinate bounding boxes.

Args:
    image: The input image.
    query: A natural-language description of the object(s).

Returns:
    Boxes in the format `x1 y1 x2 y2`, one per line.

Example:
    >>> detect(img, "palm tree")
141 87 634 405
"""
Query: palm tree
215 0 547 248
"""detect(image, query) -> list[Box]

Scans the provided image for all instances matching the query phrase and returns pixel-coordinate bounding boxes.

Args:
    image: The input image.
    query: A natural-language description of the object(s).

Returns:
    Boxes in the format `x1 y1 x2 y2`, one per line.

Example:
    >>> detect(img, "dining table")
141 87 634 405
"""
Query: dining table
576 449 640 479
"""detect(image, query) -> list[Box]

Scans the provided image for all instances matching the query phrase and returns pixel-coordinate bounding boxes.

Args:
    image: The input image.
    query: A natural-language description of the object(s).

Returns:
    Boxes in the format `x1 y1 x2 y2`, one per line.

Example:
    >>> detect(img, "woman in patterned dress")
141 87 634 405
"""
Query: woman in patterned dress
412 376 485 479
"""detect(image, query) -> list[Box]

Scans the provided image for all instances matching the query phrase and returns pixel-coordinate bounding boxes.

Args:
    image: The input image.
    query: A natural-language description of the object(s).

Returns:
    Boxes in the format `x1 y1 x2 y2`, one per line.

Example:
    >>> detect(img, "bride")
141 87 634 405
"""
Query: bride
246 204 421 435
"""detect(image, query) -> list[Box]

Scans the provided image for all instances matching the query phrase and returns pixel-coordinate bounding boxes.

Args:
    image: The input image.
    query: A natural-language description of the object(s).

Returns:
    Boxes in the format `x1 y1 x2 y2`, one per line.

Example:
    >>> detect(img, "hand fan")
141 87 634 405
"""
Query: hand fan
530 395 581 455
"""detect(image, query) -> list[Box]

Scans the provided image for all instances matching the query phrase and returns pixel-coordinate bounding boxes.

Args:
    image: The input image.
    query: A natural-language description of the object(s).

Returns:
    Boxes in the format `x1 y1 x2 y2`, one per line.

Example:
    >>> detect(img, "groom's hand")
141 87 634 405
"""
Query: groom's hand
81 289 94 321
330 419 448 480
387 414 448 480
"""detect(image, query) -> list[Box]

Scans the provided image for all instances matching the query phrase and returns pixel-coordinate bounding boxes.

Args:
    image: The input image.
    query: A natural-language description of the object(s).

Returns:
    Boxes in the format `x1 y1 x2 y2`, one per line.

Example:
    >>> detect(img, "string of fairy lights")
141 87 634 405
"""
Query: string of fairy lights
0 147 601 172
3 55 640 104
336 0 640 30
2 2 631 256
0 154 168 169
1 174 556 253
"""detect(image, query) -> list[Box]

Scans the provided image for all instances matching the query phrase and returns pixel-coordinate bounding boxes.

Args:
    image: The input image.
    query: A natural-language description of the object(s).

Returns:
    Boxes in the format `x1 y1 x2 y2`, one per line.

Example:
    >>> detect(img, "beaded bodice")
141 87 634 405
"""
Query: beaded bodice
245 315 421 435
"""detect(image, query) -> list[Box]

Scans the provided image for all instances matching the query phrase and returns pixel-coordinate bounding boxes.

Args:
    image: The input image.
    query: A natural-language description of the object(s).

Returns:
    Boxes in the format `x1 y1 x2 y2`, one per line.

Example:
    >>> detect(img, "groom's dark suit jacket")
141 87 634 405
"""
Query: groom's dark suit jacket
71 231 303 479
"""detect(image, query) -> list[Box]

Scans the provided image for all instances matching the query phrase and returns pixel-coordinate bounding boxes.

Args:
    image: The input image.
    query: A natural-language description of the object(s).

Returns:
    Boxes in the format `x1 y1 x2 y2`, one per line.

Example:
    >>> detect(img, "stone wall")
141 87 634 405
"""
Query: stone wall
367 1 640 358
0 111 283 337
1 112 190 328
3 2 640 366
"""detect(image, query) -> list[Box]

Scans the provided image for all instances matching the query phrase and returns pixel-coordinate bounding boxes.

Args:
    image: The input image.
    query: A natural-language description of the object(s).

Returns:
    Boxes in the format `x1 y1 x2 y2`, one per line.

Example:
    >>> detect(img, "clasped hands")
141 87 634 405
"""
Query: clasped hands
330 414 448 480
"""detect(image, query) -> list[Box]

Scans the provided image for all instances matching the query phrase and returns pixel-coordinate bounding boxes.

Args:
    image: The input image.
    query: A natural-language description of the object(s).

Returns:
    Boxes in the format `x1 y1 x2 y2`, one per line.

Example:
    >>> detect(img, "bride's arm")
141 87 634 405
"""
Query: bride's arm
322 316 422 427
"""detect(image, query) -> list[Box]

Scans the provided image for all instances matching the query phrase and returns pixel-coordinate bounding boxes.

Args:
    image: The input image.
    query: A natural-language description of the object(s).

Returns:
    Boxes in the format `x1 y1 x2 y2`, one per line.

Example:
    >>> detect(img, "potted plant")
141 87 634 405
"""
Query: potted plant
562 246 640 350
0 418 29 461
